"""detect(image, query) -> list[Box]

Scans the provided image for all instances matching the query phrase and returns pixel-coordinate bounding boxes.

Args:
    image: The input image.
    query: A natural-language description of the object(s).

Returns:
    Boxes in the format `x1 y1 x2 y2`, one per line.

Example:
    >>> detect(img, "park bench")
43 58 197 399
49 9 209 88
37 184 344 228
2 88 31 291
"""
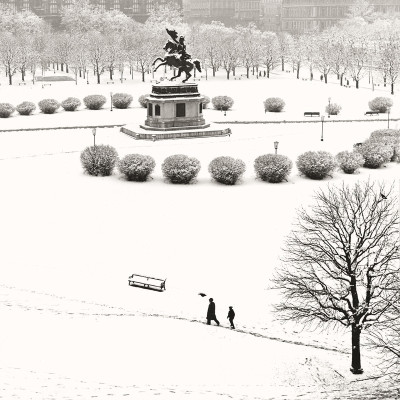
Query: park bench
234 76 241 80
18 82 26 85
304 111 320 117
150 79 159 83
365 111 380 116
128 274 166 292
106 81 115 84
41 83 51 87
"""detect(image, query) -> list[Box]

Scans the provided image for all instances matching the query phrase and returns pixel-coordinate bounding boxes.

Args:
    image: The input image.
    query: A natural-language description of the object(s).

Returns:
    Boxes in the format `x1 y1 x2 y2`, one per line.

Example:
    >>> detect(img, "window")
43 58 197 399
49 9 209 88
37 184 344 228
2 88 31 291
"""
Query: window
49 0 58 14
176 103 186 117
155 104 160 116
112 0 120 10
98 0 106 10
64 0 73 8
148 103 153 117
8 0 17 12
22 0 30 10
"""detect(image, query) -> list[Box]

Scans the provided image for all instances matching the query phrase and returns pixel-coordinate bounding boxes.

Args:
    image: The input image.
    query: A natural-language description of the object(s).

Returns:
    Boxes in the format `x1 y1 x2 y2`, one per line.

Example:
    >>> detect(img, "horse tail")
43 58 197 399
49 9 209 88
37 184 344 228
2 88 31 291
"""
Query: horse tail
193 60 202 73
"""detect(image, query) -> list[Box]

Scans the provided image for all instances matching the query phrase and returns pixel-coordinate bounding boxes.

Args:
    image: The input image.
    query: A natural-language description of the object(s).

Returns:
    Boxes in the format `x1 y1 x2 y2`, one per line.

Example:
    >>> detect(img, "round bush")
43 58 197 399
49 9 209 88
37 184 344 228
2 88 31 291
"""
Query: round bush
254 154 293 183
296 151 336 180
202 95 210 109
208 156 246 185
61 97 81 111
368 135 399 162
263 97 285 112
161 154 201 184
16 101 36 115
118 154 156 181
370 129 400 139
0 103 15 118
38 99 60 114
326 103 341 115
80 145 118 176
112 93 133 109
336 151 365 174
368 97 393 113
211 96 234 111
83 95 107 110
353 141 392 168
138 94 149 108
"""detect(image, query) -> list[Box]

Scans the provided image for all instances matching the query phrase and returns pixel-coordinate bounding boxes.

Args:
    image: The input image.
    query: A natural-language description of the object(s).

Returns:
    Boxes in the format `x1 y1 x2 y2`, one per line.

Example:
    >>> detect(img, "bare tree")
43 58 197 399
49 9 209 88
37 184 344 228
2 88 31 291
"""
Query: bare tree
260 31 279 78
272 180 399 375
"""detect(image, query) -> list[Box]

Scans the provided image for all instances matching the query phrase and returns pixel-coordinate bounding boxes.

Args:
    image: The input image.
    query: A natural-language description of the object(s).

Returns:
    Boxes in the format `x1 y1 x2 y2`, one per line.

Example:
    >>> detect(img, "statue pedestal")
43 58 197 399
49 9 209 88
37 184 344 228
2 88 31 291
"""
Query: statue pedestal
121 81 231 141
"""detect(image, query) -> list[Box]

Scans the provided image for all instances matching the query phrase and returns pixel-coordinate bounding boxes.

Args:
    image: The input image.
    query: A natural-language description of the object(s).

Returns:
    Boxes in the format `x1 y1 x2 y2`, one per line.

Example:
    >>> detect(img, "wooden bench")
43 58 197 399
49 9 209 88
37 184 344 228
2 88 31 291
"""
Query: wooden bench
128 274 166 292
41 83 51 87
304 111 320 117
365 111 380 116
18 82 26 85
106 81 115 84
234 76 241 80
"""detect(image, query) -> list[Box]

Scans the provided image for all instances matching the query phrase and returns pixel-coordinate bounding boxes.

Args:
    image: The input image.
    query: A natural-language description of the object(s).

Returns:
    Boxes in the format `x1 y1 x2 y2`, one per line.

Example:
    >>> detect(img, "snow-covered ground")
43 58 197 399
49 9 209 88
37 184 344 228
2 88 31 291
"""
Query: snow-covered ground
1 69 399 399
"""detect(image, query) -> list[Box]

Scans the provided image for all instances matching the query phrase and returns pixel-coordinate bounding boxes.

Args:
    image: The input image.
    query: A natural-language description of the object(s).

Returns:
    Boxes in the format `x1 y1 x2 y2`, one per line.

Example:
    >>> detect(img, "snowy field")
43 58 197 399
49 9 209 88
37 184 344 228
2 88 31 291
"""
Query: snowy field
1 69 400 399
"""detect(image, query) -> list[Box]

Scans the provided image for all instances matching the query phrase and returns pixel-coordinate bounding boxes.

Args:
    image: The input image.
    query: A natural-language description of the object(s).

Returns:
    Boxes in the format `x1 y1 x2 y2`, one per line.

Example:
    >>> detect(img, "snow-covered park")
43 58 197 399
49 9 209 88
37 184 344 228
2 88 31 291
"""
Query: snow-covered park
1 69 400 399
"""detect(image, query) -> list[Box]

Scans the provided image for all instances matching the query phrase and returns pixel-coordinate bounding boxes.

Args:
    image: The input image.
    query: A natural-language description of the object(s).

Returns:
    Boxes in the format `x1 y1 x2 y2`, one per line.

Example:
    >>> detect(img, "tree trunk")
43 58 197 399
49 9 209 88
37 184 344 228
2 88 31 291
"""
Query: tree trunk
142 70 145 82
391 82 394 95
384 76 386 87
340 73 344 86
324 74 328 83
66 64 69 73
22 70 25 81
110 69 112 80
56 62 59 70
212 67 216 77
296 64 300 79
281 57 284 71
309 65 313 80
246 66 249 79
97 72 100 84
350 324 363 374
226 70 230 80
8 68 12 85
61 63 64 72
267 66 270 78
252 66 254 75
356 79 359 89
233 67 236 77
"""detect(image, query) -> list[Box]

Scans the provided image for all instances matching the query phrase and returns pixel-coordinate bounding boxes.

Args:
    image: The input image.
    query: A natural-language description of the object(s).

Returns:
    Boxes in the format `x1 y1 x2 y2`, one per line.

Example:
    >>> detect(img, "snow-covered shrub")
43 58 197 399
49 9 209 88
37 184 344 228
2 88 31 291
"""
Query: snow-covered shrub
325 103 341 115
263 97 285 112
212 96 234 111
80 145 118 176
161 154 201 184
202 95 210 109
296 151 336 180
38 99 60 114
208 156 246 185
16 101 36 115
83 95 107 110
353 141 392 168
368 97 393 113
118 154 155 181
254 154 292 183
112 93 133 109
336 151 365 174
365 136 399 162
0 103 15 118
61 97 81 111
370 129 400 139
138 94 149 108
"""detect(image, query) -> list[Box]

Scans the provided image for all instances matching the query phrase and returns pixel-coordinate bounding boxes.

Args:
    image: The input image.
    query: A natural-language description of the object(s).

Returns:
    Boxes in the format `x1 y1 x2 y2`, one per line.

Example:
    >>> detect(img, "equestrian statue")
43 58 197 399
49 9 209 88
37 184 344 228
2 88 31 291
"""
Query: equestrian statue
152 29 201 83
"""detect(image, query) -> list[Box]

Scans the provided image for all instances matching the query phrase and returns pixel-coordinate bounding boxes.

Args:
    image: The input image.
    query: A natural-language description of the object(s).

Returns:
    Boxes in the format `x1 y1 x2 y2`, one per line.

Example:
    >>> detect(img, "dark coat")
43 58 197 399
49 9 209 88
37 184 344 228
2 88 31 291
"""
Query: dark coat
207 301 216 319
228 309 235 320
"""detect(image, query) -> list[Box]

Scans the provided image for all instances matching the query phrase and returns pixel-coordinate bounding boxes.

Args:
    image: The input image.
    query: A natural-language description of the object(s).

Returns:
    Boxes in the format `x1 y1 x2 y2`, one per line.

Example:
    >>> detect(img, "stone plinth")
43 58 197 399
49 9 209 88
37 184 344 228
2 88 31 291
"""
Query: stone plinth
142 81 209 131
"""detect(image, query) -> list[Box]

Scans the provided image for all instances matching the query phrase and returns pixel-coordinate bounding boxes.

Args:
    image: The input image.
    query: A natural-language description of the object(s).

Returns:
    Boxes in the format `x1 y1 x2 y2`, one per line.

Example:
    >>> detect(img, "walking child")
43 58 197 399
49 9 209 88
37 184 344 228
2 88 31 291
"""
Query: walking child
227 306 235 329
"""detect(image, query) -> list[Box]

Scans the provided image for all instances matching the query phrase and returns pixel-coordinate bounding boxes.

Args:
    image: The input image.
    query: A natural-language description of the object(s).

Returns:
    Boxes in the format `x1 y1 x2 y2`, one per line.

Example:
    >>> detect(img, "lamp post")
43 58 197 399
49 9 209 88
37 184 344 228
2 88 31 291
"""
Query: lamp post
274 141 279 155
110 92 113 111
92 127 96 147
328 97 331 118
321 115 325 141
387 107 391 129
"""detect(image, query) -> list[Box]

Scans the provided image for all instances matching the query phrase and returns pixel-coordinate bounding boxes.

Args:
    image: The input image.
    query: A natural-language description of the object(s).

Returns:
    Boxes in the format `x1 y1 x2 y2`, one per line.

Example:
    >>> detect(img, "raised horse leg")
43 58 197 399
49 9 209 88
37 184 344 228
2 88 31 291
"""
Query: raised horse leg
153 59 167 72
170 68 183 81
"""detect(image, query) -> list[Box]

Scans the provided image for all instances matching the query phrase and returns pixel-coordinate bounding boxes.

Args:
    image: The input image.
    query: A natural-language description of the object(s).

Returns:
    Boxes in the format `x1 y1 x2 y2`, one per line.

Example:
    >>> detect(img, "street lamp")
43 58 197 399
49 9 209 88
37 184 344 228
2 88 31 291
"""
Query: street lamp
92 127 96 147
387 107 391 129
328 97 331 118
321 115 325 141
110 92 113 111
274 141 279 155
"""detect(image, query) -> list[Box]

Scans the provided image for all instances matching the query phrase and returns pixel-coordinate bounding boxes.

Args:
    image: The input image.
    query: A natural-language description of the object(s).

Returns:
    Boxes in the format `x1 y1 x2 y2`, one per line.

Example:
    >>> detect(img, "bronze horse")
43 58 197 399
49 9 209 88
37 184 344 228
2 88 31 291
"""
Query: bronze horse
152 41 202 83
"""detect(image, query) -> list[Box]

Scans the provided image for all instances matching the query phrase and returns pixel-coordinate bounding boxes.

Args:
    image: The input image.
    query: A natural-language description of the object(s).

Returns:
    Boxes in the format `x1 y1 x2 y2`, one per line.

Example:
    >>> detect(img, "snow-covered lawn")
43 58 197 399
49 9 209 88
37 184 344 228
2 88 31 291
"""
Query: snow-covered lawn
1 71 399 399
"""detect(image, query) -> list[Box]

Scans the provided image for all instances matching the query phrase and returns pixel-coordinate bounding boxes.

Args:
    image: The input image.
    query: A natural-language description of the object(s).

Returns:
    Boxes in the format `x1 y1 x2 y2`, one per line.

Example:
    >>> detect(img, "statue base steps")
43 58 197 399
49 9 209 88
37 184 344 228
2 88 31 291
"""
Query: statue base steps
120 123 231 141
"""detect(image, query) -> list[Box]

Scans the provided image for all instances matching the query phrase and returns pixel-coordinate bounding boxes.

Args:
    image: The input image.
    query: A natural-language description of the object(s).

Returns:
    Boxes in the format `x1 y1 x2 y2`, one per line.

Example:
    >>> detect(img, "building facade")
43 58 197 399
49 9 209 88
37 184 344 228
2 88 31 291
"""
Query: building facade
261 0 282 31
281 0 400 34
0 0 182 28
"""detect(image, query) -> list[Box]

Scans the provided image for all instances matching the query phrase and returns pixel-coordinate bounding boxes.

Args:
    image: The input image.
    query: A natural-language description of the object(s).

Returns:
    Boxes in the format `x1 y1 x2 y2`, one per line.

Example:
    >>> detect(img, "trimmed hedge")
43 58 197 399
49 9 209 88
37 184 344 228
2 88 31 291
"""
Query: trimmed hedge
336 151 364 174
80 145 118 176
61 97 81 111
368 97 393 113
212 96 234 111
208 156 246 185
118 154 155 181
0 103 15 118
297 151 336 180
112 93 133 109
202 95 210 109
264 97 285 112
83 95 107 110
162 154 201 184
326 103 341 115
38 99 60 114
254 154 292 183
16 101 36 115
353 141 392 168
138 94 149 108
